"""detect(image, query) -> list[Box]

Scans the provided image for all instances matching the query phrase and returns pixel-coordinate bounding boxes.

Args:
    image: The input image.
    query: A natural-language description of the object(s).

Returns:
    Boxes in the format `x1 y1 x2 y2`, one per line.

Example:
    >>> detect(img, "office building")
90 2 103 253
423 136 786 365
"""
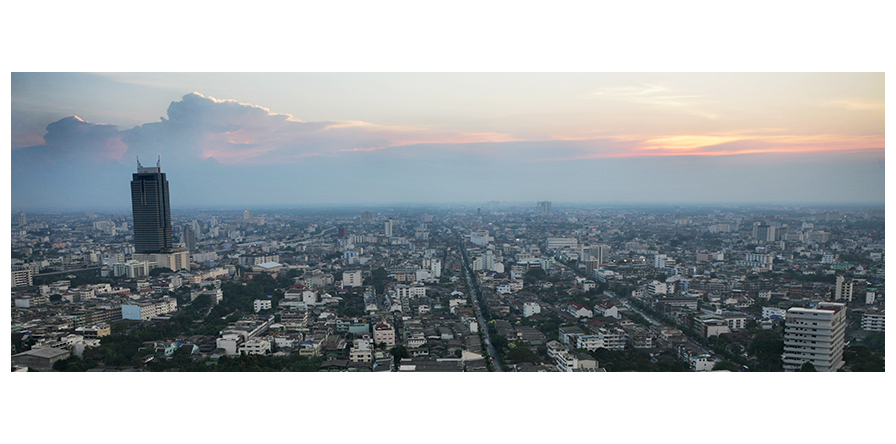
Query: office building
183 225 197 253
17 211 27 226
782 302 846 372
537 201 551 213
752 222 776 242
361 211 374 223
591 243 609 266
130 159 172 254
384 219 393 237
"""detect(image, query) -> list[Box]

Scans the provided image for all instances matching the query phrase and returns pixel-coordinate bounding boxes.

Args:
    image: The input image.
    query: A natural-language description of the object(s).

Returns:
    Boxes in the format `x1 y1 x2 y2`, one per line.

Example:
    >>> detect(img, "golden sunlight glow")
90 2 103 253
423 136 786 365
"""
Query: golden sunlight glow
639 135 743 151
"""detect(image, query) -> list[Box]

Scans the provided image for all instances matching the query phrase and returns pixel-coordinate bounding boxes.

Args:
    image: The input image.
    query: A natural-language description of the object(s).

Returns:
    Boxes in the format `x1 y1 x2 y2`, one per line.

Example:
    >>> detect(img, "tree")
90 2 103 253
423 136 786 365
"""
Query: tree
748 330 784 371
149 267 175 277
712 361 740 372
506 346 539 364
390 346 409 366
799 361 817 372
863 332 885 351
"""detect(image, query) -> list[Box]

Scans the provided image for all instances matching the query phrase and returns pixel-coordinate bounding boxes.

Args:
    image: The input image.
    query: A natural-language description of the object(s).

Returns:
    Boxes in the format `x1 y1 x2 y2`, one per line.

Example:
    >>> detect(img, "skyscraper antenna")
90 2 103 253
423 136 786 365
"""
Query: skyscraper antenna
137 156 142 169
157 155 161 168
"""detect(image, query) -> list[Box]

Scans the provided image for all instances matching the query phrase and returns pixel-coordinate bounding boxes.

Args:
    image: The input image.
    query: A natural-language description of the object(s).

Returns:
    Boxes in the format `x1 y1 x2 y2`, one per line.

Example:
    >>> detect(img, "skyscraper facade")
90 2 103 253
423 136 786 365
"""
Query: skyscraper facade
385 219 393 237
17 211 27 226
131 160 172 254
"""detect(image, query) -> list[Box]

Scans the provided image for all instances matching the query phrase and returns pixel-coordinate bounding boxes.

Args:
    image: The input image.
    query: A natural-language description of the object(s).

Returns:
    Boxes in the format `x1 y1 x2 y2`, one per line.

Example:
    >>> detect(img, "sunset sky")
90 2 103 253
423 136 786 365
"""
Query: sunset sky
10 72 884 210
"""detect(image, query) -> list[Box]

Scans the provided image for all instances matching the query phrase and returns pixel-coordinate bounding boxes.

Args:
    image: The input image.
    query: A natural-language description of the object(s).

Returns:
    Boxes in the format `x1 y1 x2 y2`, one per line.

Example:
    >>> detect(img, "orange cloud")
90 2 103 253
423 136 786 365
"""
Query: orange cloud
640 135 743 151
531 132 883 162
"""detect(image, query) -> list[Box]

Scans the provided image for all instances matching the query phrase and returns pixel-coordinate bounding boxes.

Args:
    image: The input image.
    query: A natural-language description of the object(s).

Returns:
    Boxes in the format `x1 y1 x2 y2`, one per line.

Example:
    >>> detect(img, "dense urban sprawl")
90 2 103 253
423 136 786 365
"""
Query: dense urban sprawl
10 203 885 372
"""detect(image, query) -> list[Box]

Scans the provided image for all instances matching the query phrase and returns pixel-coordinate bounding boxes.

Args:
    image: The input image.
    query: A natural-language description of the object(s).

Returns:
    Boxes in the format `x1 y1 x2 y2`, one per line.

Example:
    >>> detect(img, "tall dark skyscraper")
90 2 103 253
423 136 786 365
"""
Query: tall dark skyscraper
131 159 172 253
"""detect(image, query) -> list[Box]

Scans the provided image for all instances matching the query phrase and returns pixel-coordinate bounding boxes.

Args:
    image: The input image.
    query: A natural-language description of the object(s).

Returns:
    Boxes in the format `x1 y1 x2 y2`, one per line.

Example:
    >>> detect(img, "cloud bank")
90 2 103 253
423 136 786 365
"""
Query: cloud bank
11 92 884 210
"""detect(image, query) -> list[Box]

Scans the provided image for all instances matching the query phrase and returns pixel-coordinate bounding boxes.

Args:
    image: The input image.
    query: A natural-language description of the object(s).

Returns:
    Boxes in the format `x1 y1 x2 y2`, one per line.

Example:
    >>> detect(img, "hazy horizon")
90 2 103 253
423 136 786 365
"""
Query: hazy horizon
11 73 884 211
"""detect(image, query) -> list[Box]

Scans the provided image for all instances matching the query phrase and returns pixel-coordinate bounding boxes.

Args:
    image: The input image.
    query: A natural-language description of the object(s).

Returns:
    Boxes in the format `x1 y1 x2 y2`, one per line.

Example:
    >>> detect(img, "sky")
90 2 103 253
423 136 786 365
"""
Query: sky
10 72 885 210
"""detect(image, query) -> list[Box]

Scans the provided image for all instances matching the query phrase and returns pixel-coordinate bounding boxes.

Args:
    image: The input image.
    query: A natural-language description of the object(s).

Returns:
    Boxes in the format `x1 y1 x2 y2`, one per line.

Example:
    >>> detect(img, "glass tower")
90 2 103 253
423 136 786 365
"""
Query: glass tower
131 159 172 253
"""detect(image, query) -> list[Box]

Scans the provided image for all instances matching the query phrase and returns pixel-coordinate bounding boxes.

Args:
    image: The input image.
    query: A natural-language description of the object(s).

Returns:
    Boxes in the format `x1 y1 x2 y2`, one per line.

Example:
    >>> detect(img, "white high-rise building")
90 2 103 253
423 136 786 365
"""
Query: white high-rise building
430 258 441 278
483 251 495 271
834 276 855 302
782 302 846 372
384 219 393 237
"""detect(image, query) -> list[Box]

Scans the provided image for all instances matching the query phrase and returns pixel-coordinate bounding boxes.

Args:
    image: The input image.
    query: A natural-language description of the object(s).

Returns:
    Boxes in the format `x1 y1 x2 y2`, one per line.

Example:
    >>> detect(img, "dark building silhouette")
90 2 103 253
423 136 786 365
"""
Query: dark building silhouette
131 159 172 253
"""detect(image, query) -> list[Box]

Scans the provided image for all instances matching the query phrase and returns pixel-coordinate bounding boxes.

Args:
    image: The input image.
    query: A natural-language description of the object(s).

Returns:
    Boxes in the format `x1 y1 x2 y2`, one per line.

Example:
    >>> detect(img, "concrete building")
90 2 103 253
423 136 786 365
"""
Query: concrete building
373 322 395 347
395 283 426 299
752 222 776 242
690 354 716 372
238 338 271 355
782 302 846 372
11 347 71 371
183 225 197 253
834 276 856 302
11 268 33 288
113 260 156 279
253 299 272 312
133 250 189 271
522 301 541 317
122 298 178 321
238 253 280 267
343 270 363 288
384 219 393 237
546 237 577 251
647 280 668 296
861 310 885 332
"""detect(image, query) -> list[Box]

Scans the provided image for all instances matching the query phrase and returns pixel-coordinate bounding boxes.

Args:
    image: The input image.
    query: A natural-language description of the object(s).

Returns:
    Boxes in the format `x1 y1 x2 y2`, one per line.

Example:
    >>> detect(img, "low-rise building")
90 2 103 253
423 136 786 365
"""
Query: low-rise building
373 322 396 347
254 299 272 312
239 338 271 355
11 347 71 371
861 310 885 332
